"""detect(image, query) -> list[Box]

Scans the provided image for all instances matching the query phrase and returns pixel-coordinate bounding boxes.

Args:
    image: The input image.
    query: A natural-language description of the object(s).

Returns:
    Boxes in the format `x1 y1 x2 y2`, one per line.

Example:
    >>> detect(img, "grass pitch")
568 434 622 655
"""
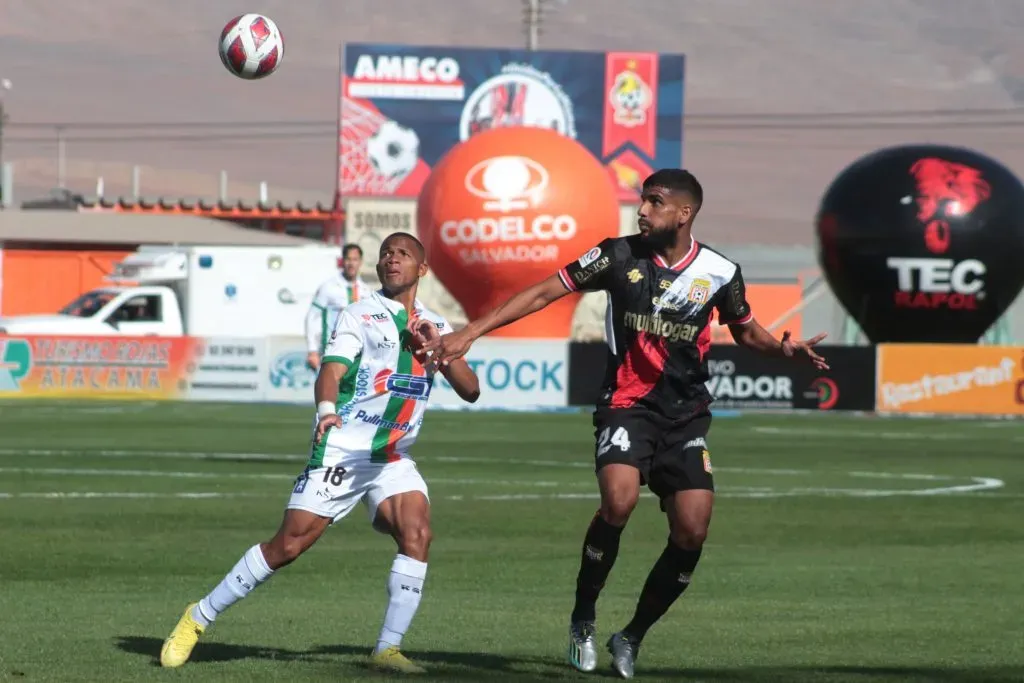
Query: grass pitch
0 401 1021 682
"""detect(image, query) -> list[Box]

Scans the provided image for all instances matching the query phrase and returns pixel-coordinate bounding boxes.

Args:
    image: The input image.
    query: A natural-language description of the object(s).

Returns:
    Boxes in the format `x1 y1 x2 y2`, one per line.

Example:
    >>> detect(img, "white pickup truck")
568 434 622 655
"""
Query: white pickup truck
0 244 343 337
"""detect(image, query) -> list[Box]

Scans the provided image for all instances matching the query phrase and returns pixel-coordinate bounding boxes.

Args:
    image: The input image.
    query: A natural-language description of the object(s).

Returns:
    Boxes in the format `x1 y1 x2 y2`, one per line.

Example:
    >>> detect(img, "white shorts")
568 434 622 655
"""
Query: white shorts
286 458 429 524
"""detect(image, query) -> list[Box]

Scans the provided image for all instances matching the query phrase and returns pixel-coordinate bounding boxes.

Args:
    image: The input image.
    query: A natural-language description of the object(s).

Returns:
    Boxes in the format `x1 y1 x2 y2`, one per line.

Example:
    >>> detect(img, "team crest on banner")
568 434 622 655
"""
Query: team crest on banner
687 278 712 305
609 66 653 128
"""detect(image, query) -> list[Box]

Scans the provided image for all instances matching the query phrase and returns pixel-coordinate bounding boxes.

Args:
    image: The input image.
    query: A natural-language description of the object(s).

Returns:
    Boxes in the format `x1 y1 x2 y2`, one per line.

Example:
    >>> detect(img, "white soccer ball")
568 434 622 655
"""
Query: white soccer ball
367 121 421 179
218 14 284 80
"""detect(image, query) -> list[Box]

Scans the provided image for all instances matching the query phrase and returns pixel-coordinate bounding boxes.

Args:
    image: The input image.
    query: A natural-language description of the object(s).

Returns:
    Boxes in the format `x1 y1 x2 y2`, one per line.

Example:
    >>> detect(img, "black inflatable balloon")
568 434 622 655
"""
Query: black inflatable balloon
816 144 1024 343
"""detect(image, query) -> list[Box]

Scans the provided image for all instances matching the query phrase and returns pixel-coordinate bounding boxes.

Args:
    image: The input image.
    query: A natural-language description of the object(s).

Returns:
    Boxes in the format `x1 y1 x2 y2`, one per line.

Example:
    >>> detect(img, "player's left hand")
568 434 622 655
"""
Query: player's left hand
781 330 830 370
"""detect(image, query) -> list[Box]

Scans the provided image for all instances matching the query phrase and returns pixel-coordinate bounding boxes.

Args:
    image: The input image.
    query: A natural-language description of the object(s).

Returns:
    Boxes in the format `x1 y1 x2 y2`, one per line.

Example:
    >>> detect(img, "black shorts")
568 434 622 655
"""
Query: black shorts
592 406 714 501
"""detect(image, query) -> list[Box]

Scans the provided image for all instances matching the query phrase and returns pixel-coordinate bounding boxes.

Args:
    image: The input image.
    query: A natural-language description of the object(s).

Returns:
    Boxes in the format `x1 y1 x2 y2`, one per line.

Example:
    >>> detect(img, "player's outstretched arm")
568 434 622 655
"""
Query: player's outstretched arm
424 274 570 365
440 359 481 403
729 320 830 370
466 273 570 338
312 361 349 443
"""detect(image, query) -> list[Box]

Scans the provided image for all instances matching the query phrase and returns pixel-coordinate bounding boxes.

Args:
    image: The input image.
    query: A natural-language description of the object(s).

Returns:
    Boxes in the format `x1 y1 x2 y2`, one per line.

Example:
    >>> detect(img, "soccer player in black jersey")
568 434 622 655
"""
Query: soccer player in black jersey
421 169 829 679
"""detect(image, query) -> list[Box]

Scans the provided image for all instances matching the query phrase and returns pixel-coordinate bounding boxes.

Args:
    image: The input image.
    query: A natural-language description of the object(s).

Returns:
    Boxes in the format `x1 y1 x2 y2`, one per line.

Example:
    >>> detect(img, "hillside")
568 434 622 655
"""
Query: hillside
2 0 1023 243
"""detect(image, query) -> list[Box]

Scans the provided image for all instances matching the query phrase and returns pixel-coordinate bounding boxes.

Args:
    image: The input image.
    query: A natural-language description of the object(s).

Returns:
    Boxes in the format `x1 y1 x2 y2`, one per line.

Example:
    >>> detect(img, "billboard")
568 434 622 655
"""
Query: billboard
566 343 876 411
183 338 267 403
706 345 876 411
430 338 568 410
338 44 685 202
265 336 318 404
0 336 200 399
0 336 267 402
876 344 1024 415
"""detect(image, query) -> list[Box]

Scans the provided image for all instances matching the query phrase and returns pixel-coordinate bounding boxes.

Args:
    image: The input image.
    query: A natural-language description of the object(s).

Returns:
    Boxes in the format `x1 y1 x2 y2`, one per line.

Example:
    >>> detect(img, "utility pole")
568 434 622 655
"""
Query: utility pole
524 0 542 51
523 1 566 51
0 79 10 208
56 126 66 190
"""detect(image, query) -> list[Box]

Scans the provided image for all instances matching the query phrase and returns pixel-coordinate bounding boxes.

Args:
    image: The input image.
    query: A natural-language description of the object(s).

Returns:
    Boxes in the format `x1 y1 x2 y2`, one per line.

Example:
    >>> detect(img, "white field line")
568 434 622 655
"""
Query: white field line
0 449 825 475
0 492 259 500
0 463 1005 499
1 477 1009 502
0 467 586 489
751 426 1024 442
0 448 303 461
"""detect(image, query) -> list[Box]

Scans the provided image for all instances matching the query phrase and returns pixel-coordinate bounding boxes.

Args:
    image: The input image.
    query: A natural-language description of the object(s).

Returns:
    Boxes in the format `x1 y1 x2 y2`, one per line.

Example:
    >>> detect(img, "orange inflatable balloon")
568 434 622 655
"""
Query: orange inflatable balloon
418 127 620 338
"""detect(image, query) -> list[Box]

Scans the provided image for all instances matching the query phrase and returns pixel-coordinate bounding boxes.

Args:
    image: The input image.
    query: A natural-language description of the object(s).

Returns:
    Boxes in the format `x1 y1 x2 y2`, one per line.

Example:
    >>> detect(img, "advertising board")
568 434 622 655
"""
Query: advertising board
876 344 1024 415
339 43 686 202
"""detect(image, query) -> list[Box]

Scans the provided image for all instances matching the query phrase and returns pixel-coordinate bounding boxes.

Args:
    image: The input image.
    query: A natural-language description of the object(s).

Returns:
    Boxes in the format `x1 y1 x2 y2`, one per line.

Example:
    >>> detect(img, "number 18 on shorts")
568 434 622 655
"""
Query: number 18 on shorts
288 458 430 524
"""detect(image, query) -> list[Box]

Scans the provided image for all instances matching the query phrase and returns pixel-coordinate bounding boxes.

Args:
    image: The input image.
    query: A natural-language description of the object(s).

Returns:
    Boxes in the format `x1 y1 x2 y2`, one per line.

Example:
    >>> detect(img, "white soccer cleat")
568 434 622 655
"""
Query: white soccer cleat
567 621 598 672
606 631 640 679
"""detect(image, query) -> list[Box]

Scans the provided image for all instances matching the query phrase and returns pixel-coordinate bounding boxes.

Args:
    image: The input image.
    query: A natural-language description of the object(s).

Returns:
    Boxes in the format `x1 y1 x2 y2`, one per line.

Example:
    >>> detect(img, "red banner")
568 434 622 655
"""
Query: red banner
603 52 659 158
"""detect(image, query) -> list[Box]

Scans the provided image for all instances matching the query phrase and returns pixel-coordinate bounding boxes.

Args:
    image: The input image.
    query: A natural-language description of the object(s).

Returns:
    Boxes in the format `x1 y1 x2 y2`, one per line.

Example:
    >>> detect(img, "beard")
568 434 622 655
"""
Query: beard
639 225 677 250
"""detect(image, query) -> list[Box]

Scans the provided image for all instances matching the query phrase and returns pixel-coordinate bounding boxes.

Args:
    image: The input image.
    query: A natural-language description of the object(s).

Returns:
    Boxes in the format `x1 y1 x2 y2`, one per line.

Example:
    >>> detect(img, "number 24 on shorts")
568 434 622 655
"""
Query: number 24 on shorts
597 426 631 458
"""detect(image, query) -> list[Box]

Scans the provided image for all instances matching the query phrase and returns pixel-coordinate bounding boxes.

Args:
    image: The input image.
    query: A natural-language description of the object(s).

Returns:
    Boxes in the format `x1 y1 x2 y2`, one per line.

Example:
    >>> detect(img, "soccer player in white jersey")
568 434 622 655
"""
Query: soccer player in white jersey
305 243 374 371
160 232 481 674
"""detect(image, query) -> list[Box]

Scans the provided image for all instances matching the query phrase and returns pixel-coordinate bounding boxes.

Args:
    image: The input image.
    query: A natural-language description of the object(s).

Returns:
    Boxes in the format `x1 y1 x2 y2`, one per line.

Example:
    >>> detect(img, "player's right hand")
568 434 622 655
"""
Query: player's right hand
306 351 321 371
314 414 342 444
422 329 474 366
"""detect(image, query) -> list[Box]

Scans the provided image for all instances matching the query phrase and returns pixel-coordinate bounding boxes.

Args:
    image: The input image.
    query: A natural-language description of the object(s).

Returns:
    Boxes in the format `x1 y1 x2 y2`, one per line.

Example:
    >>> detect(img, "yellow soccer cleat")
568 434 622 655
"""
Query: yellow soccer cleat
160 602 206 668
370 646 426 674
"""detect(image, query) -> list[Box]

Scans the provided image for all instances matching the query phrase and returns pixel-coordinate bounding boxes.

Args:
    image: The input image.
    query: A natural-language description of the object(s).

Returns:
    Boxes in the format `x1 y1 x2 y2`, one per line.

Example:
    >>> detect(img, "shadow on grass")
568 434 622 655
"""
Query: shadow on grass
114 636 1024 682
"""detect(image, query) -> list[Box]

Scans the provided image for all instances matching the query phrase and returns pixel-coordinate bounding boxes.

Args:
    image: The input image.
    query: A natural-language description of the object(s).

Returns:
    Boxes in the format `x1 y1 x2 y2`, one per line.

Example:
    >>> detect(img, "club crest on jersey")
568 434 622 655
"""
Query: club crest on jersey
687 279 712 305
627 269 644 283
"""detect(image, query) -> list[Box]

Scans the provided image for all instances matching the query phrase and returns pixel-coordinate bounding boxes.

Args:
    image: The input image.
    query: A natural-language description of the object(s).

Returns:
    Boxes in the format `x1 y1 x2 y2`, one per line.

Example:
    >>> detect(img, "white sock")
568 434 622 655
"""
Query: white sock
191 545 274 627
374 554 428 654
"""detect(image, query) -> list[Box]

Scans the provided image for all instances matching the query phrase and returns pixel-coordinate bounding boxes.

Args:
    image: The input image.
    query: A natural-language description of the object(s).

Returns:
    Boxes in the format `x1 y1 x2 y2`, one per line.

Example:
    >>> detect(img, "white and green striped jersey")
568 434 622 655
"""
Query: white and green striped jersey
308 290 452 467
304 274 374 354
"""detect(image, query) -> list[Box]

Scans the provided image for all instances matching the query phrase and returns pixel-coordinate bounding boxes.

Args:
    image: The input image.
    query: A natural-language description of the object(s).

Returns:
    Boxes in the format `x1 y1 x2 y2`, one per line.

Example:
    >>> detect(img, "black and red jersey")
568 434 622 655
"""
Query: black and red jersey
558 235 753 419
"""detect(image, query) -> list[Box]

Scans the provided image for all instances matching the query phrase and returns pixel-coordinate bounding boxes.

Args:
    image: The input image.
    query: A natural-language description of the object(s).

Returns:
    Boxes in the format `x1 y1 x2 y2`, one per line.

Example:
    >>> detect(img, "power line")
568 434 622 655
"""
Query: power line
5 106 1024 131
6 131 336 144
7 119 1024 145
686 119 1024 130
4 120 334 130
685 106 1024 121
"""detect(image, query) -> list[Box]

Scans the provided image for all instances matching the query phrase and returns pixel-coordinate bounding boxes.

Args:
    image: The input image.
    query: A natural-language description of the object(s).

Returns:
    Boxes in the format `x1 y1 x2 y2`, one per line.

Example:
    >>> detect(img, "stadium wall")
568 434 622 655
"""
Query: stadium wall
0 334 1022 416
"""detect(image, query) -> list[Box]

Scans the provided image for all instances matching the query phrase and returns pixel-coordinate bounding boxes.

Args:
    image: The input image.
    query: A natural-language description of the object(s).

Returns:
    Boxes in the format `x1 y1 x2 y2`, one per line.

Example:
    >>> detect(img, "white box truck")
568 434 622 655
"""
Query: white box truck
0 244 343 337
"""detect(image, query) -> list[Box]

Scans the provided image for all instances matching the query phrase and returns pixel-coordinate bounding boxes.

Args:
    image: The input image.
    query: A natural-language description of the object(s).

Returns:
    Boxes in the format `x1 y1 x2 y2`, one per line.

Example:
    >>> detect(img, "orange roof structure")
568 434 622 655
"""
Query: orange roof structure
76 196 343 220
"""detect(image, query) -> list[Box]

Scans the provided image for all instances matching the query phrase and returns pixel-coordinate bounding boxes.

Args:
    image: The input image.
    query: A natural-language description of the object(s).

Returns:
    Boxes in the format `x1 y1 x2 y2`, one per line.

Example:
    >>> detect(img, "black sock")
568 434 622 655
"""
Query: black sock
623 540 703 642
570 512 624 623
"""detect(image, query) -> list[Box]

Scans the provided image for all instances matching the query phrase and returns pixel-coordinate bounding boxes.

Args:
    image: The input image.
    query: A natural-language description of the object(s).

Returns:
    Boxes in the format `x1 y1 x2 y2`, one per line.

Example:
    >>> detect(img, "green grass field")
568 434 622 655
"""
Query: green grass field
0 401 1022 682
